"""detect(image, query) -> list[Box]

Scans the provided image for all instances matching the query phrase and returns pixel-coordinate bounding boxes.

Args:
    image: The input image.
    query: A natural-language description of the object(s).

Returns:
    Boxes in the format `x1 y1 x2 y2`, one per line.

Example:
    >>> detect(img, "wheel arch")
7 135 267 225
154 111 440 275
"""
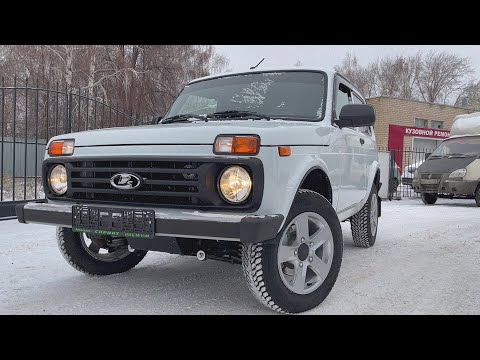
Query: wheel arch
298 166 333 204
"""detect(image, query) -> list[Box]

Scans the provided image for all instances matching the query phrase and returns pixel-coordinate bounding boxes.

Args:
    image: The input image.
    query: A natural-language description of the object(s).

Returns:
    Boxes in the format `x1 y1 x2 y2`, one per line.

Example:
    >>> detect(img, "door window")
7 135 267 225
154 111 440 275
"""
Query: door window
335 83 351 119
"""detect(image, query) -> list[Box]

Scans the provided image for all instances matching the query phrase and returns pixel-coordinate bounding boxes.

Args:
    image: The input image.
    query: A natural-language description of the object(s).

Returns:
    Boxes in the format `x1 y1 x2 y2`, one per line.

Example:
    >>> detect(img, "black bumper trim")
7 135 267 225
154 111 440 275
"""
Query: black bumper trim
16 203 284 244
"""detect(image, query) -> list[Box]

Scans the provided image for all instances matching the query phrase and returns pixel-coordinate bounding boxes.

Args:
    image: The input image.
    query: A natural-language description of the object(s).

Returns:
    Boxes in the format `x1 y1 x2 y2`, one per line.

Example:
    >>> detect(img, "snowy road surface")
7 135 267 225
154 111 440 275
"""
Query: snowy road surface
1 198 479 314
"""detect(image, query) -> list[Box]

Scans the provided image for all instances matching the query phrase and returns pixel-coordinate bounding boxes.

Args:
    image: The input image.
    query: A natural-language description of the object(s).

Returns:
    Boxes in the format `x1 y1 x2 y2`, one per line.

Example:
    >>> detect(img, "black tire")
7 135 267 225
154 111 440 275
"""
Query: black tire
421 193 437 205
57 227 148 276
350 184 379 248
475 186 480 207
241 189 343 314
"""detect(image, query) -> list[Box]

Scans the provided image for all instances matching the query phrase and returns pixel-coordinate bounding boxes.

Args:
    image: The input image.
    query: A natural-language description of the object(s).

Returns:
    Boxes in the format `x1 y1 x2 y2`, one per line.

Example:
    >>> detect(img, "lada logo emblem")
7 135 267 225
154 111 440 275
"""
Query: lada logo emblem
110 173 142 190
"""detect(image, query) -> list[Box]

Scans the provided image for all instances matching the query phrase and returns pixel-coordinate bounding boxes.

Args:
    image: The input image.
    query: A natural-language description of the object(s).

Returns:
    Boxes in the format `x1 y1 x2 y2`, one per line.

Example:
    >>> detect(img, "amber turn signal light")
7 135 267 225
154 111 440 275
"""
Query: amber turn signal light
278 146 291 157
214 135 260 155
48 140 75 156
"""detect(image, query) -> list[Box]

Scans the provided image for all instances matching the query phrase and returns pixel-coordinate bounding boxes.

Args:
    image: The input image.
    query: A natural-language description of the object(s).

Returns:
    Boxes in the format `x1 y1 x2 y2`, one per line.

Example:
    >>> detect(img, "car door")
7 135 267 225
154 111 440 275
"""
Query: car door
351 91 376 198
332 78 364 212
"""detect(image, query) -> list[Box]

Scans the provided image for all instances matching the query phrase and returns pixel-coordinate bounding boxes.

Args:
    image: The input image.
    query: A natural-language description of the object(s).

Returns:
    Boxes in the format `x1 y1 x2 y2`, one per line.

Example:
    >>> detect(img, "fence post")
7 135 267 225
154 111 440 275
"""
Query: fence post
389 150 395 200
65 85 71 134
0 77 4 202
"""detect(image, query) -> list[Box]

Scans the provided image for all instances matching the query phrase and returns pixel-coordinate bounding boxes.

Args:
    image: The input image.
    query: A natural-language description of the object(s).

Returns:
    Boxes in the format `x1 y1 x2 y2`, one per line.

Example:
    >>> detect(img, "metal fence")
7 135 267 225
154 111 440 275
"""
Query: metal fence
381 147 432 198
0 77 140 217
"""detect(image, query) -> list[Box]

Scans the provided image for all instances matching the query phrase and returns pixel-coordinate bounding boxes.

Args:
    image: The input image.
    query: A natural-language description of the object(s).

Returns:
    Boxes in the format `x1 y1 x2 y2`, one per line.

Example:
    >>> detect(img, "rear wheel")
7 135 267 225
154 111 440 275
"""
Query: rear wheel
241 190 343 314
57 227 148 276
421 193 437 205
350 184 379 248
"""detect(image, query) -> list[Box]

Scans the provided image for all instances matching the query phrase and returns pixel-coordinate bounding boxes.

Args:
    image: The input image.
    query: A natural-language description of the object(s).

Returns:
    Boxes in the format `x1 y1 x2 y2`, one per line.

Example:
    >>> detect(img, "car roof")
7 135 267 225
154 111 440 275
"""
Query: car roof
187 66 336 84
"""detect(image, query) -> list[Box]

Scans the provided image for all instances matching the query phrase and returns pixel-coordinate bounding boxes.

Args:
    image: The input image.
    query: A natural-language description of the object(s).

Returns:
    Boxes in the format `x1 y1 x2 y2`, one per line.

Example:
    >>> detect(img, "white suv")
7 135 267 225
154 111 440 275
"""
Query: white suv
17 68 381 313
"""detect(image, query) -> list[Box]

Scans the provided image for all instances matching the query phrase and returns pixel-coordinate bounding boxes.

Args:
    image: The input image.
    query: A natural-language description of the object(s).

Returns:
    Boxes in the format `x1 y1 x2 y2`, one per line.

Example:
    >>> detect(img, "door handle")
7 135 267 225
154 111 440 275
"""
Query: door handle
360 138 365 145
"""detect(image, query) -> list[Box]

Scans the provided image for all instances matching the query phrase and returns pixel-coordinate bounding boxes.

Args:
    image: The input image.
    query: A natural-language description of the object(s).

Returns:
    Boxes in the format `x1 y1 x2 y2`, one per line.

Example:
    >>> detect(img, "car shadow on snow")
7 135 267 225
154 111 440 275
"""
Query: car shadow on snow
432 201 478 208
29 254 275 315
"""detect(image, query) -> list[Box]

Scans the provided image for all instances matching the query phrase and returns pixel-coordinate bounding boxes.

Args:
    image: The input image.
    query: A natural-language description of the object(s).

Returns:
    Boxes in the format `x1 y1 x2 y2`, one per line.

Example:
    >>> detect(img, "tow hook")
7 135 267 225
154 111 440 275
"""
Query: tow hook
196 250 207 261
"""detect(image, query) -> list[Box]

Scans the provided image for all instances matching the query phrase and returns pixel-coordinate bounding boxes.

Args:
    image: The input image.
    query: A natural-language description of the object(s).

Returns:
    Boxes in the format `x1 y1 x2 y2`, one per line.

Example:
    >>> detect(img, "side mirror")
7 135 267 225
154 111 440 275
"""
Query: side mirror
335 104 376 129
425 153 431 160
154 116 163 124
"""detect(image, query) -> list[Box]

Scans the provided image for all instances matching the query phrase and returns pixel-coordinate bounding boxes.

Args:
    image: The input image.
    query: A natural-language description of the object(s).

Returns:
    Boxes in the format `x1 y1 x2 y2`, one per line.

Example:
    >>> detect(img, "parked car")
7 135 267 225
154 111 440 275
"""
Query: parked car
413 112 480 206
402 160 424 188
16 68 381 313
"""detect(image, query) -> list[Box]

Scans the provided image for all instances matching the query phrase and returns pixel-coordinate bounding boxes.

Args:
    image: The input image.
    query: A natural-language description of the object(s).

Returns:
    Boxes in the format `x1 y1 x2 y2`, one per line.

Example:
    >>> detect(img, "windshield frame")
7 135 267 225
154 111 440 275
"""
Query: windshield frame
431 135 480 157
162 70 329 122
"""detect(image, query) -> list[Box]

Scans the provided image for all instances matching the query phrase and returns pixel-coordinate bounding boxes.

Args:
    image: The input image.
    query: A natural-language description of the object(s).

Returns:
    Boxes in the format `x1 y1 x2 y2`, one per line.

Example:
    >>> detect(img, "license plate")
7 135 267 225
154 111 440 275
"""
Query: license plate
420 179 440 185
72 205 155 239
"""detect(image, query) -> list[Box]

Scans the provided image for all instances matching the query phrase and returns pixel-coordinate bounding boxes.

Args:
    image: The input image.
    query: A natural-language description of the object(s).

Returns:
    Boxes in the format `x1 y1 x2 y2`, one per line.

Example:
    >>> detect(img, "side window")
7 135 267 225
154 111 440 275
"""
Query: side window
335 83 351 119
352 92 372 136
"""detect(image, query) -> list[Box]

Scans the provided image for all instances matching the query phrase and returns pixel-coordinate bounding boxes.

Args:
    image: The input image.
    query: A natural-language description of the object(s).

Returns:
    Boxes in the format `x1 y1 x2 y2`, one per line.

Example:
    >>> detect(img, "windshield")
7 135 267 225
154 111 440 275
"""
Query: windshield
164 71 327 121
431 136 480 157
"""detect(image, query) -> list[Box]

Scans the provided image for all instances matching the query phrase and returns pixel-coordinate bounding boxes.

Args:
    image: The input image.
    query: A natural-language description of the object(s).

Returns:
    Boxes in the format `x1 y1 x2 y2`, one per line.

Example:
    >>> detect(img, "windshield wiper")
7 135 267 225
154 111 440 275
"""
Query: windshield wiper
161 113 207 124
206 110 271 121
428 155 444 159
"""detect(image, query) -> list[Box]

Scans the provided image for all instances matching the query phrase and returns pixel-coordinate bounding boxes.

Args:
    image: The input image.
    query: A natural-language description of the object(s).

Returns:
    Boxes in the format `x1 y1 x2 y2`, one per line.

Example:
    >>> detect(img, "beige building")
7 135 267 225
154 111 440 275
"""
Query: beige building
367 96 478 152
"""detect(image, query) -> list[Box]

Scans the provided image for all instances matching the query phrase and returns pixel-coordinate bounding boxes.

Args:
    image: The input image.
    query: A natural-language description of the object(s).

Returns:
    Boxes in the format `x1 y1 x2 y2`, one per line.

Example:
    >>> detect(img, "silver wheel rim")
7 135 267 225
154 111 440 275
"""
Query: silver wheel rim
80 233 131 262
277 212 334 295
370 194 378 236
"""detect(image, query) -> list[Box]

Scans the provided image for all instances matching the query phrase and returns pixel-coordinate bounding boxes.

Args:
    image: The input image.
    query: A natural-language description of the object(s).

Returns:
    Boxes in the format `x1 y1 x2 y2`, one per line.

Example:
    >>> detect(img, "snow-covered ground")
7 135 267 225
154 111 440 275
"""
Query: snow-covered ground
1 198 479 315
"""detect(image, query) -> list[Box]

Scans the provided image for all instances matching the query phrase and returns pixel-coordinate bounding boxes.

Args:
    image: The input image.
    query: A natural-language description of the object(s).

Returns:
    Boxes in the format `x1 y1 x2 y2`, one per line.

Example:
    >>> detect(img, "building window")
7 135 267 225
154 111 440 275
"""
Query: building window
431 120 443 129
415 118 428 128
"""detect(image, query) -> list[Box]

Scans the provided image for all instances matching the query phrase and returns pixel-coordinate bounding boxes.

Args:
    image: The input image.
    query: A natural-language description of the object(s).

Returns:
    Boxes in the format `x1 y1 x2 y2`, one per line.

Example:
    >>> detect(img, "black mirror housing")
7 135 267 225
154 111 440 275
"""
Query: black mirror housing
335 104 376 129
154 116 163 124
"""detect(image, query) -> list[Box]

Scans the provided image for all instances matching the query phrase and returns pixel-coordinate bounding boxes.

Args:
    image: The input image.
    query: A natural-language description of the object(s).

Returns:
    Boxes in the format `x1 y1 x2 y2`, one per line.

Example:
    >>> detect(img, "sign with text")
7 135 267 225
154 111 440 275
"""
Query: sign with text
403 126 450 139
388 124 451 173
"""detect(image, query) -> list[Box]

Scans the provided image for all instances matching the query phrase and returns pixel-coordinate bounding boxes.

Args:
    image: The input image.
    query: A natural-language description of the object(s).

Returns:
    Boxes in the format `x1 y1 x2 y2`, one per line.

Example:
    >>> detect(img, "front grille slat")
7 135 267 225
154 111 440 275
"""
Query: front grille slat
71 177 111 183
70 188 198 196
72 167 196 174
421 173 442 179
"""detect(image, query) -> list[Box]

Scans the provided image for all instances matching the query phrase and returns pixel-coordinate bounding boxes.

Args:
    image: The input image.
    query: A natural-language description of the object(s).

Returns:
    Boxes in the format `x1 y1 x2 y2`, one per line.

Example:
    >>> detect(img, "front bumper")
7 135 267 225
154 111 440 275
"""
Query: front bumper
16 202 284 244
413 178 478 195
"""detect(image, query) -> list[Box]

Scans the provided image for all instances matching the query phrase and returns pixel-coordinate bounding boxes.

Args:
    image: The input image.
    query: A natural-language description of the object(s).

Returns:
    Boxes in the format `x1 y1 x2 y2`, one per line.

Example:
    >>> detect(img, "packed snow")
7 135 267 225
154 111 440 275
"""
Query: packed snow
1 198 479 315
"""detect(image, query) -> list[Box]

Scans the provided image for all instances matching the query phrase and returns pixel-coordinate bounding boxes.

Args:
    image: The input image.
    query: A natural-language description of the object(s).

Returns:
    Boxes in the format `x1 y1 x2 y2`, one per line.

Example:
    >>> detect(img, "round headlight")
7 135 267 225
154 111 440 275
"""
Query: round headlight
218 166 252 203
49 165 68 195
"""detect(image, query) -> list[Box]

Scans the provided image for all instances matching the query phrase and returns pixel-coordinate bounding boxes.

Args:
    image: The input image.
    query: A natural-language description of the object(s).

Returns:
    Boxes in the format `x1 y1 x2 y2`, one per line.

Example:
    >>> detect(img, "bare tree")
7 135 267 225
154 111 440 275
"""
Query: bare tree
375 54 422 99
335 51 475 105
0 45 229 127
455 80 480 108
334 53 378 97
417 50 473 104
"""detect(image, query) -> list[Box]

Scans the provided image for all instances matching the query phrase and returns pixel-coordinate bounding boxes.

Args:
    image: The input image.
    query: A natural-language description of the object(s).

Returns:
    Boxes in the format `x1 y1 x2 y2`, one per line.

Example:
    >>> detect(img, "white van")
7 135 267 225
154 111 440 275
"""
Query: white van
412 112 480 206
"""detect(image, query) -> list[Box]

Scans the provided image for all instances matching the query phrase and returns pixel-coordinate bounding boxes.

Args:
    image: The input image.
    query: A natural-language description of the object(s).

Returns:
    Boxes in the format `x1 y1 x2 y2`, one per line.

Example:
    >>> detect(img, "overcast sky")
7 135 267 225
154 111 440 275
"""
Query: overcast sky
215 45 480 77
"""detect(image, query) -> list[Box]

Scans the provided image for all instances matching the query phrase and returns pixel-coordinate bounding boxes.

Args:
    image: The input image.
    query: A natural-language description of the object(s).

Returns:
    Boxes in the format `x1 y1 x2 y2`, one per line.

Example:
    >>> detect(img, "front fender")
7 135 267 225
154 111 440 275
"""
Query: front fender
255 146 340 230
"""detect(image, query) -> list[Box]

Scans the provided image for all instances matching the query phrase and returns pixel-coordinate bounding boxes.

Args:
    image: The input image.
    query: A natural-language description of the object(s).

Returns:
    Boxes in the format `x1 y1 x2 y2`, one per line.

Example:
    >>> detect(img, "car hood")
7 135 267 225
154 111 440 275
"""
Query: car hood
51 120 333 147
417 157 476 174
